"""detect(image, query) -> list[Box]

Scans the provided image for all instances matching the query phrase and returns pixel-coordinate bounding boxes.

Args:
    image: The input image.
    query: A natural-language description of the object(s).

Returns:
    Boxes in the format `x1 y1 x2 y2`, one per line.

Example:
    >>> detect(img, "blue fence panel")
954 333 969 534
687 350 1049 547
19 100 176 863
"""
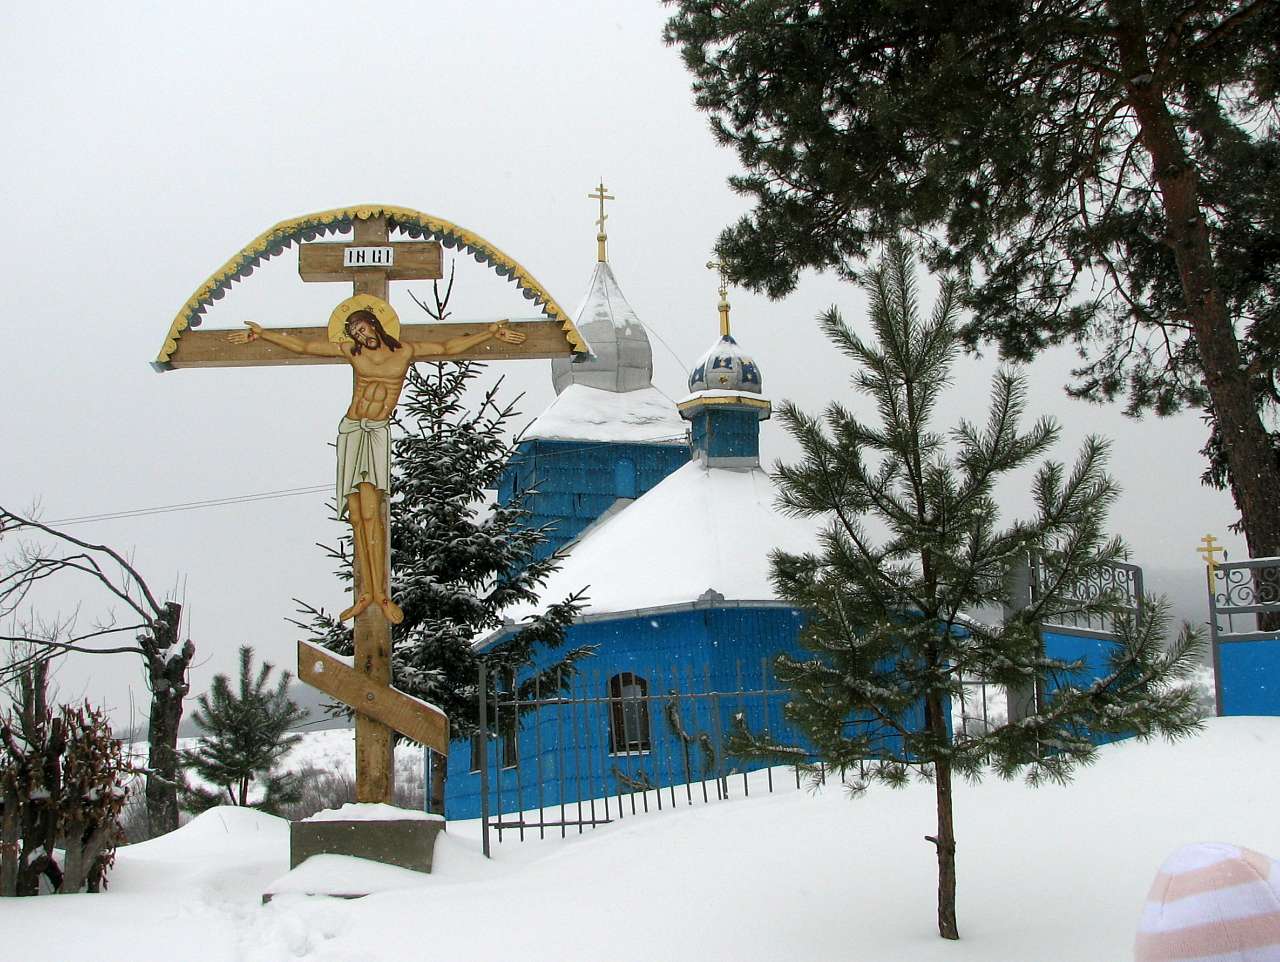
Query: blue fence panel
1217 639 1280 716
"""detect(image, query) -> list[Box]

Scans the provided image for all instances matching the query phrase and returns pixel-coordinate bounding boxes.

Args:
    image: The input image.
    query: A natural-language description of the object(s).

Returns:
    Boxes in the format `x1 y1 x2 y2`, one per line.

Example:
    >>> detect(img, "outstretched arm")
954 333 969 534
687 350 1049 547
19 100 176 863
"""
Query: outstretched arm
411 320 528 359
226 321 343 357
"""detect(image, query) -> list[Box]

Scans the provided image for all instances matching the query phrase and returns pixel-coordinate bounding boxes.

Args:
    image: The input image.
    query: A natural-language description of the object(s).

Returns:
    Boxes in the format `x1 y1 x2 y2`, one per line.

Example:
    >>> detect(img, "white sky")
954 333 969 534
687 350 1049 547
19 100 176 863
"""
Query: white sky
0 1 1241 725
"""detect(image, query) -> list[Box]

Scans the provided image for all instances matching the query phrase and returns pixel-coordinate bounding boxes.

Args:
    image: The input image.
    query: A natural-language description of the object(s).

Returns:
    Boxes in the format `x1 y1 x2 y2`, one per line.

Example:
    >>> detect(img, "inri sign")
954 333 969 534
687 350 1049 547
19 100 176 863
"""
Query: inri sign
343 246 395 267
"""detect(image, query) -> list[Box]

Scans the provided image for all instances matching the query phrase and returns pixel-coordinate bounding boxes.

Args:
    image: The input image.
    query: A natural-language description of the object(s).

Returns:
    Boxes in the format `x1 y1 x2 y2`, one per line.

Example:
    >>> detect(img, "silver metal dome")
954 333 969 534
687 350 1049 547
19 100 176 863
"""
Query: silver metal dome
687 335 763 394
552 262 655 395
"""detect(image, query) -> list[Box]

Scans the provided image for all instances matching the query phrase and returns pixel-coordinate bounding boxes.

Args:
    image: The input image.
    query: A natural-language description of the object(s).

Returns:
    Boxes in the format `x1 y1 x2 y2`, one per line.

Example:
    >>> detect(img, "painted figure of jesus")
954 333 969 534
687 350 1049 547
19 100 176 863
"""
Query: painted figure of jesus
227 299 526 625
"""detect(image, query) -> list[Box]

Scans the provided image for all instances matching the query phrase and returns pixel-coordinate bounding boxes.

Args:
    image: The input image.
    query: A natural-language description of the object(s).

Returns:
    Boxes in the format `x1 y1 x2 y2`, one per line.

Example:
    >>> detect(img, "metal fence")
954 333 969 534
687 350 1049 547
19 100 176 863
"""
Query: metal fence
1208 556 1280 715
1031 555 1145 637
473 662 812 855
469 560 1153 852
1001 554 1144 724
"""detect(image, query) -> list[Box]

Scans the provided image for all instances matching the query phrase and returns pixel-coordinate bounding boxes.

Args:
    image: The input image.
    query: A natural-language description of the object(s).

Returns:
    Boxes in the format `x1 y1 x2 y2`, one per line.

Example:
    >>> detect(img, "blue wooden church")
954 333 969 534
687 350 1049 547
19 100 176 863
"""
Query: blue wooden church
440 216 1154 823
443 227 819 820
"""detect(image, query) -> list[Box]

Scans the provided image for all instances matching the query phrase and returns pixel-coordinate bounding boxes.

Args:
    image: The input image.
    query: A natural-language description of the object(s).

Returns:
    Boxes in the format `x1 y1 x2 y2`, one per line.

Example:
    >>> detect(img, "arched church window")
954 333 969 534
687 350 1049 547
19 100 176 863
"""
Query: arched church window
608 672 650 753
500 713 518 770
469 714 519 771
614 458 637 499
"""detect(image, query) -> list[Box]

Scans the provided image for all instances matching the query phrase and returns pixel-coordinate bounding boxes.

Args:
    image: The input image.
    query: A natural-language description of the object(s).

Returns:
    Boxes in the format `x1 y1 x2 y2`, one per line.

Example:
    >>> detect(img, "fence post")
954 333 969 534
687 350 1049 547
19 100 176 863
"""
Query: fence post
1003 551 1038 724
1206 562 1226 717
478 662 490 859
759 657 773 794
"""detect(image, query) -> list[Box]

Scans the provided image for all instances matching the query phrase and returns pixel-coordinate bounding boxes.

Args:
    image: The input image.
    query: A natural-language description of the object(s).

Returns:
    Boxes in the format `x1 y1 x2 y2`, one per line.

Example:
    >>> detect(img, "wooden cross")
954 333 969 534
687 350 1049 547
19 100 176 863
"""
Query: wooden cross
1198 533 1226 592
160 212 583 806
588 180 614 263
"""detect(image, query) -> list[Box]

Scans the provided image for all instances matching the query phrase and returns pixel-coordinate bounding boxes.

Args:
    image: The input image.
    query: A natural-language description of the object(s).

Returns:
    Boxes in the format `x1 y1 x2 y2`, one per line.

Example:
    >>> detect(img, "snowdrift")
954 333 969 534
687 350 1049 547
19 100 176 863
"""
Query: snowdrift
3 716 1276 962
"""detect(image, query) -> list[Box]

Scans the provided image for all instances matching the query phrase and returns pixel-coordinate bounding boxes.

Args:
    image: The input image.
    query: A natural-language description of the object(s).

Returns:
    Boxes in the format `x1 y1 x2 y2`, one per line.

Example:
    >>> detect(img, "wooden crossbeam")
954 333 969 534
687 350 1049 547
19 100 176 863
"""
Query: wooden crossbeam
166 319 573 369
298 641 448 755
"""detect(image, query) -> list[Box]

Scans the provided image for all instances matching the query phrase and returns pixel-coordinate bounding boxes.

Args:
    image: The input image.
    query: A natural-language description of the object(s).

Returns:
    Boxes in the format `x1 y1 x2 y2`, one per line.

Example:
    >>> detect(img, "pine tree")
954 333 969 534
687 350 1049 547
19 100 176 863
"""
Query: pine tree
295 359 590 813
665 0 1280 571
180 646 306 815
730 242 1204 941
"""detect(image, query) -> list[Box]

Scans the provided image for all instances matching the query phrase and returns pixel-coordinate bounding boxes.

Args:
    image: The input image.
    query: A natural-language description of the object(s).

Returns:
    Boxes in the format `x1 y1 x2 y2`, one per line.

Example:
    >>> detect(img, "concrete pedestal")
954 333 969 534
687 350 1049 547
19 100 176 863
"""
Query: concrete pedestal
289 817 445 874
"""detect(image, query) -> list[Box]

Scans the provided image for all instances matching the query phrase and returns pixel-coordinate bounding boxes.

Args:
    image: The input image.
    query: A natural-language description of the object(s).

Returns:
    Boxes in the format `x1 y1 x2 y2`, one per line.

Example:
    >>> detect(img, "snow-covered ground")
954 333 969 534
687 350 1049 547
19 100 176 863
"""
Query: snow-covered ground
8 716 1276 962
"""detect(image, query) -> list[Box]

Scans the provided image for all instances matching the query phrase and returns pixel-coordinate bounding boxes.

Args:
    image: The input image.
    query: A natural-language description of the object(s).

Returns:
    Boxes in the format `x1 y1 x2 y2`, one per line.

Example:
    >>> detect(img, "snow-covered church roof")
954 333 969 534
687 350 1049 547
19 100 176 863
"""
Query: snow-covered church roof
502 460 820 620
525 256 686 444
522 383 687 445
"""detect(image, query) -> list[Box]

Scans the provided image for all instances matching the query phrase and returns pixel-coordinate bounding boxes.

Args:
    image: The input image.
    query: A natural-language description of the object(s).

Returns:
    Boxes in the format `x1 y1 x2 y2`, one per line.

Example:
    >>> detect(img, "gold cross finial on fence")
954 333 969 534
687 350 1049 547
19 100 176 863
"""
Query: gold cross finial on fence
588 180 614 262
1198 533 1225 591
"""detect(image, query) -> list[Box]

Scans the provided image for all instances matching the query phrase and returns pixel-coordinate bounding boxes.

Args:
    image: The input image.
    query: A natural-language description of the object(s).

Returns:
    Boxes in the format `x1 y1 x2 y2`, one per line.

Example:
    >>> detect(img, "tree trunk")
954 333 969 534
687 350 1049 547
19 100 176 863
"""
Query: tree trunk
59 818 87 894
145 603 194 837
933 755 959 940
0 793 17 897
428 750 447 817
61 822 114 895
1111 2 1280 573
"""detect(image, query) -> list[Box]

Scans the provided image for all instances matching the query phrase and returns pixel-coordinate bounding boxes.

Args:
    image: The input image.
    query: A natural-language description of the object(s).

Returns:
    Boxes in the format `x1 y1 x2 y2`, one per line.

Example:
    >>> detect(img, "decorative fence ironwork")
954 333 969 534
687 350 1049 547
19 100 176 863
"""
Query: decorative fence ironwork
1031 556 1145 637
1000 554 1145 726
473 661 815 855
1208 556 1280 715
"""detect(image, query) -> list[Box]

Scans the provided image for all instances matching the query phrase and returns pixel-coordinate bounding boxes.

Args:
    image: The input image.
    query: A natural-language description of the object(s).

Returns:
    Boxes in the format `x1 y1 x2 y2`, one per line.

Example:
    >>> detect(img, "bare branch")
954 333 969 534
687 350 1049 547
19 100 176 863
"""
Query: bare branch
0 507 165 617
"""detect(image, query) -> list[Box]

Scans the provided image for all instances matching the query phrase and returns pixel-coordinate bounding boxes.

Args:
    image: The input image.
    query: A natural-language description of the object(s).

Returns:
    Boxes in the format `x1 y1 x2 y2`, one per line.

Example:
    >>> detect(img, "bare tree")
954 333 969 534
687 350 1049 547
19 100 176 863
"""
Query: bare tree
0 506 195 837
1 653 137 895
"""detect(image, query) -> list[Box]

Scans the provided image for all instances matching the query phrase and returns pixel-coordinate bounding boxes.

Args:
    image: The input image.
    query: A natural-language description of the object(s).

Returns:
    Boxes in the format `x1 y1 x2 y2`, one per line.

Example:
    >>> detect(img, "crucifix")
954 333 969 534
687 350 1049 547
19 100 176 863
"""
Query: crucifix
156 208 586 805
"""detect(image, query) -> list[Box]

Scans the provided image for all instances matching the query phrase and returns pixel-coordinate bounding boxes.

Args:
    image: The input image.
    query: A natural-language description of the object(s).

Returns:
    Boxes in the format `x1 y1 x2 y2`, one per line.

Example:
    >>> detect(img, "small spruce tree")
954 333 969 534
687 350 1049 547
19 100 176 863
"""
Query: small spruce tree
180 646 306 815
730 242 1204 941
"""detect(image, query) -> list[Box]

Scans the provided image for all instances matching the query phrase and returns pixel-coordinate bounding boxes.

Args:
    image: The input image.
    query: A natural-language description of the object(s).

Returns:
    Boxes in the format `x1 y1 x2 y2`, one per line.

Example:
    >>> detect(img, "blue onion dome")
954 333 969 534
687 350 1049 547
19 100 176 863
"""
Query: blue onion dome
687 334 764 395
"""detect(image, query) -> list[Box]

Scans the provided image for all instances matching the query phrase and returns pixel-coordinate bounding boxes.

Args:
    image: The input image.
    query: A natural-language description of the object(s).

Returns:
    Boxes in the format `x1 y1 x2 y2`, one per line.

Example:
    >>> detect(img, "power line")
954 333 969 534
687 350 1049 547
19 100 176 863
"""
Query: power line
42 431 693 528
47 485 331 527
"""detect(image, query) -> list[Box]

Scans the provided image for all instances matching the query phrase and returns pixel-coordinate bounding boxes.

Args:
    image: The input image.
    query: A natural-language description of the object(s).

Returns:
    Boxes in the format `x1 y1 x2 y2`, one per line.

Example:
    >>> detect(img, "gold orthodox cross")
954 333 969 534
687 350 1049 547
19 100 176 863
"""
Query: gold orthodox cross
588 180 614 262
154 205 586 806
1198 533 1226 592
706 257 731 337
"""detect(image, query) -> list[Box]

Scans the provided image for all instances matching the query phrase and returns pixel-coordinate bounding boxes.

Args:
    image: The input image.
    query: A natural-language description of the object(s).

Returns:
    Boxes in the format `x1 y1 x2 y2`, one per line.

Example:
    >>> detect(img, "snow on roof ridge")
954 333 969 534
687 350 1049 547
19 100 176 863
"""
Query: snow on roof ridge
523 383 688 444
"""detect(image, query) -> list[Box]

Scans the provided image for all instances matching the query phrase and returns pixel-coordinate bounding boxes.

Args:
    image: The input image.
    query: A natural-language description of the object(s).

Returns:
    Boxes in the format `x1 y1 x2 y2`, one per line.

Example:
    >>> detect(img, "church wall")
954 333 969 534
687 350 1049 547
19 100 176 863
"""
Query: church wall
499 438 690 560
443 612 1143 821
444 602 807 820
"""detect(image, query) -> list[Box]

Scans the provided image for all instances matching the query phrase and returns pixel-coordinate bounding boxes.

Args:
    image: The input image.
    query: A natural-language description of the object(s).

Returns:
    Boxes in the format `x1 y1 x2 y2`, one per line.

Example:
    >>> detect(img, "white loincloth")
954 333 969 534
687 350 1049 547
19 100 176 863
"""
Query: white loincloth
336 416 390 518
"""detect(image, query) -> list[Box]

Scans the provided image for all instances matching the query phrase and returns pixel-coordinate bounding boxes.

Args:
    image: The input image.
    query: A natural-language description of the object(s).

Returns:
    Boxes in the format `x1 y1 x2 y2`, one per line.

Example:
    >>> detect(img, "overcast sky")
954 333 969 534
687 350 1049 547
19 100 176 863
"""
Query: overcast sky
1 1 1241 725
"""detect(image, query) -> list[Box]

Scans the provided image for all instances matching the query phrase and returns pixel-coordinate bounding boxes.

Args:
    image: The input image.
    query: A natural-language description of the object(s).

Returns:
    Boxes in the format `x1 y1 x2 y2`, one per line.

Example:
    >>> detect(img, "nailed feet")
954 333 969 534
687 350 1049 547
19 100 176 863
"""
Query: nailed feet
378 596 405 624
339 593 373 623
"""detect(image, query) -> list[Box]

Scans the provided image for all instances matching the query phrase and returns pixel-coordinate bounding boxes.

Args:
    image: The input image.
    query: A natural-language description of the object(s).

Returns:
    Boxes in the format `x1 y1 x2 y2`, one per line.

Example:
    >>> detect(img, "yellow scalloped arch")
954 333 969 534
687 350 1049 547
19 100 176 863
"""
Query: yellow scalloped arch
153 204 586 370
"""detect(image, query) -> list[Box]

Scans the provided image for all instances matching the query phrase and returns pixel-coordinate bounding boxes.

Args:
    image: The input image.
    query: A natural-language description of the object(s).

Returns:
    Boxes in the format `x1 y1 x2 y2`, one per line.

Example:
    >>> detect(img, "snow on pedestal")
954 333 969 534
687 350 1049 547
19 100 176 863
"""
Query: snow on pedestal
303 803 443 823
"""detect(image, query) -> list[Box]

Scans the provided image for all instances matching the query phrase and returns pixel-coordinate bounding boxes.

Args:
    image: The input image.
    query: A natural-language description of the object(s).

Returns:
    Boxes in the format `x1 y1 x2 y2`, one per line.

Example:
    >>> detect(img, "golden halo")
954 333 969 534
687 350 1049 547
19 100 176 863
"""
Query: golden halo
327 294 401 344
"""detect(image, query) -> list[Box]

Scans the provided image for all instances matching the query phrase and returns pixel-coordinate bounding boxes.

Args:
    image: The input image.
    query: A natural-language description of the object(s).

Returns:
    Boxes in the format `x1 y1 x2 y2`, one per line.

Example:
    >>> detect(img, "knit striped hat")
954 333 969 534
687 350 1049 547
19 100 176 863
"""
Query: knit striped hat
1135 843 1280 961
